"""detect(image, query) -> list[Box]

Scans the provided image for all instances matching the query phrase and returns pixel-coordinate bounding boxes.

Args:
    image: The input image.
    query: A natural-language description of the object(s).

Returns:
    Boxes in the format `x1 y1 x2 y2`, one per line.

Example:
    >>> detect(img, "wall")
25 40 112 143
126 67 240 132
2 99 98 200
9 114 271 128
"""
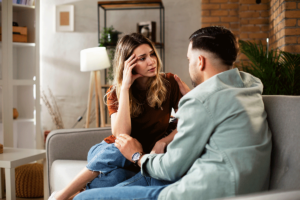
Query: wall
201 0 300 55
270 0 300 53
40 0 200 131
201 0 240 37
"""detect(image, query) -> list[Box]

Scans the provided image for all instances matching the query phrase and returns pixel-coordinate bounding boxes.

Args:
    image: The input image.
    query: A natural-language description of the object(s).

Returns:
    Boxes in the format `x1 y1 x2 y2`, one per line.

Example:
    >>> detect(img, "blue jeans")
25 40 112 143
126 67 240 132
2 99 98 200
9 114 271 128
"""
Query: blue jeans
74 172 173 200
85 141 137 189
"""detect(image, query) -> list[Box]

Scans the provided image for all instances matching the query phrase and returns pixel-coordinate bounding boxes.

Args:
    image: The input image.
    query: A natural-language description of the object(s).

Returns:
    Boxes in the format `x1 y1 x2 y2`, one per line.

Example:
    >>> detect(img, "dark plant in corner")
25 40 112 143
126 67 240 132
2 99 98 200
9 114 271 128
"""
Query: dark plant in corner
239 40 300 95
106 48 115 82
99 26 121 83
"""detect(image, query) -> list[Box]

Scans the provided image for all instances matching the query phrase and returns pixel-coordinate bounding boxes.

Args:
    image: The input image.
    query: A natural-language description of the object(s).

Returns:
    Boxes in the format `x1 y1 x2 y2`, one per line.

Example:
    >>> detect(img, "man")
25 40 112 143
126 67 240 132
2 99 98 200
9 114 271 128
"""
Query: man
74 26 272 200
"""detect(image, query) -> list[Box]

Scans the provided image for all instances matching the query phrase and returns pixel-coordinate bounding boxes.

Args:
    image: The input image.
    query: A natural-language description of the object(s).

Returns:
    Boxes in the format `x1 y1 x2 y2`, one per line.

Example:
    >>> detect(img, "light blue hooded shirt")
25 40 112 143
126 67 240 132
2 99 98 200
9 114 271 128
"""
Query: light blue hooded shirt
141 68 272 200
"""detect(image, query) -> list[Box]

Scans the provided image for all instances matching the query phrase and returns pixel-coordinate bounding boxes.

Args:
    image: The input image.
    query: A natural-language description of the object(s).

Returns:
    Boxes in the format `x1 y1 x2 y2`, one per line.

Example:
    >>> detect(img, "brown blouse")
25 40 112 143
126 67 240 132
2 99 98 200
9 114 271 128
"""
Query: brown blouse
104 73 183 153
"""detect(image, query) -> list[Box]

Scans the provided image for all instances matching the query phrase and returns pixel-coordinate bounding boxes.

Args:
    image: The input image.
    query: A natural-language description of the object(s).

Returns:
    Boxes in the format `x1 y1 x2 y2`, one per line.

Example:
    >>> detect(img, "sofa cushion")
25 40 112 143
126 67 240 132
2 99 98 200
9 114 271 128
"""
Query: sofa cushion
50 160 87 192
263 96 300 191
219 190 300 200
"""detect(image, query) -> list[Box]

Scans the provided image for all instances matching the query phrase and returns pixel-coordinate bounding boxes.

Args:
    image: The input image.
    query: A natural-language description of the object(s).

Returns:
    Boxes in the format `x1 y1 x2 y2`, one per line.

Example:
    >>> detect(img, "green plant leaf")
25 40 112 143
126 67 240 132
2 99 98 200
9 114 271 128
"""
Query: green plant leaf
238 40 300 95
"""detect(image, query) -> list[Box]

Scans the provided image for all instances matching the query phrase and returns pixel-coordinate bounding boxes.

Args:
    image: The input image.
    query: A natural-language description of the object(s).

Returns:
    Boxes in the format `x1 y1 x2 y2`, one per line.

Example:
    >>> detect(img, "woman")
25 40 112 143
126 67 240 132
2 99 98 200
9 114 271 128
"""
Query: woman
49 33 182 200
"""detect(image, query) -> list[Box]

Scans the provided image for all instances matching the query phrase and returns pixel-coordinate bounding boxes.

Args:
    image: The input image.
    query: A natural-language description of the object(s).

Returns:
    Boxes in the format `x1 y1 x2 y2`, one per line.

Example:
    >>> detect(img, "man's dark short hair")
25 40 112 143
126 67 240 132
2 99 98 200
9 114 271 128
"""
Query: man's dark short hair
189 26 239 67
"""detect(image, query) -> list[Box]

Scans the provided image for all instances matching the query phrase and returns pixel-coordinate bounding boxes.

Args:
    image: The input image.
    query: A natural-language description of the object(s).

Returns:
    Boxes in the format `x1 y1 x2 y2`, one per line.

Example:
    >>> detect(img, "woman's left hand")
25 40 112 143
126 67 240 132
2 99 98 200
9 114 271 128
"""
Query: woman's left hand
150 140 167 154
115 134 143 162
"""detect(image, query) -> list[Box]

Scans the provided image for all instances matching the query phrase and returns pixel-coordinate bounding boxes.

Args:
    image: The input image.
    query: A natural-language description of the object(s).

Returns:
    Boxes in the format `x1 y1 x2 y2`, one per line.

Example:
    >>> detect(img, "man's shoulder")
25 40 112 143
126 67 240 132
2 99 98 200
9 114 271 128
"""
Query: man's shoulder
186 68 263 102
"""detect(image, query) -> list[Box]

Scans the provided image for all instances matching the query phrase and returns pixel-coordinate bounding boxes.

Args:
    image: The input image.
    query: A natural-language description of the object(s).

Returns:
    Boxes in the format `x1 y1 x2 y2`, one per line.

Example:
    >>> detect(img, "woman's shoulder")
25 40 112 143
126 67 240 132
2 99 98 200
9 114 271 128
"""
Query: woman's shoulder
160 72 177 84
106 85 117 100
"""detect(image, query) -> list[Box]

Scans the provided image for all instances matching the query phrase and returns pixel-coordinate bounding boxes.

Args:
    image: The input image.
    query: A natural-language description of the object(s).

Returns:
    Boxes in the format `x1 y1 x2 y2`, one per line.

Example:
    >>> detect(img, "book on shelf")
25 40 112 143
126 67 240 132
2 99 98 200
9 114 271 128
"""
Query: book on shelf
11 0 34 6
27 0 35 6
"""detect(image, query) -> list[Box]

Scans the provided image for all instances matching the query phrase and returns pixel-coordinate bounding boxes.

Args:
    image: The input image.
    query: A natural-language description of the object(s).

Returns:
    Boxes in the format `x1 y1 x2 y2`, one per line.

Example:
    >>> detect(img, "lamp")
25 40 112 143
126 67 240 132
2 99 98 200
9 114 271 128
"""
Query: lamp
80 47 110 128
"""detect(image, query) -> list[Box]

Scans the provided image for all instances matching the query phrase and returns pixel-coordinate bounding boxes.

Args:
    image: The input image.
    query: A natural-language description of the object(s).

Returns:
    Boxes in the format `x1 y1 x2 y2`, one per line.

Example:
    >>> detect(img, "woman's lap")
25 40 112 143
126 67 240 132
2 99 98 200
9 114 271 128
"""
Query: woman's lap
115 172 173 187
75 172 172 200
86 168 137 189
86 140 136 189
74 185 166 200
86 141 132 174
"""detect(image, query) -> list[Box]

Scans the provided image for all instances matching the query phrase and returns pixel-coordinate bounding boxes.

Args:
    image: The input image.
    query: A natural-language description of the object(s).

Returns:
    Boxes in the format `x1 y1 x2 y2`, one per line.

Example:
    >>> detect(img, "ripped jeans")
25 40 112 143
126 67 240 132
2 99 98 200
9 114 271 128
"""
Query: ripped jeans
85 140 137 189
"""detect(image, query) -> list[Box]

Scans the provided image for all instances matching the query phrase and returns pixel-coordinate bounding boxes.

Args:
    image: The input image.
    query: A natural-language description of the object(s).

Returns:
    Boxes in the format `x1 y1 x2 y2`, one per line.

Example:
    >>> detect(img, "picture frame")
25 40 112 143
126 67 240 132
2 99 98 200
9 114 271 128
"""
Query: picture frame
137 21 156 43
56 5 74 32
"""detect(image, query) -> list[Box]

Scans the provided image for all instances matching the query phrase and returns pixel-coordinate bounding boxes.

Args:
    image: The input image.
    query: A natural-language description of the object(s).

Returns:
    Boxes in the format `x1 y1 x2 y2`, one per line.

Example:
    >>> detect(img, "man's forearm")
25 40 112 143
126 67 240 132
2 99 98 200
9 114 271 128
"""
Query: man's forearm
160 128 178 145
140 98 213 182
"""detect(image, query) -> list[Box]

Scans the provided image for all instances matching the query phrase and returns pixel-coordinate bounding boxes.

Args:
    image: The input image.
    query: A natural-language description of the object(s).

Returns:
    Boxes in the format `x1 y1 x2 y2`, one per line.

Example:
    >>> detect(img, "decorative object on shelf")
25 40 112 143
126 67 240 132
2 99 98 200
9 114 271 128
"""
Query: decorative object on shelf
55 4 74 32
15 163 44 198
41 88 64 129
0 26 28 43
44 130 51 143
99 26 121 47
137 21 156 42
0 143 3 154
13 108 19 119
141 26 150 38
239 40 300 95
80 47 110 128
13 0 35 6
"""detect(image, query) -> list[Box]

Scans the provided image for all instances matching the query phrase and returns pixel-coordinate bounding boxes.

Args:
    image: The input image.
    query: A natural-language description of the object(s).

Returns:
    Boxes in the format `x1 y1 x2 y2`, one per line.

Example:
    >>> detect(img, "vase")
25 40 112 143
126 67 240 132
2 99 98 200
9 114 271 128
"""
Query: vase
13 108 19 119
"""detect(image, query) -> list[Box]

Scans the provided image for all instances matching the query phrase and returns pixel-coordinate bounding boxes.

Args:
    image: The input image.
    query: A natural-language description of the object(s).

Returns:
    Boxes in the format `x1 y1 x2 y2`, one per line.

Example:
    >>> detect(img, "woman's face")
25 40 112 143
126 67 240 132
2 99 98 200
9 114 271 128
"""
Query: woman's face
131 44 158 77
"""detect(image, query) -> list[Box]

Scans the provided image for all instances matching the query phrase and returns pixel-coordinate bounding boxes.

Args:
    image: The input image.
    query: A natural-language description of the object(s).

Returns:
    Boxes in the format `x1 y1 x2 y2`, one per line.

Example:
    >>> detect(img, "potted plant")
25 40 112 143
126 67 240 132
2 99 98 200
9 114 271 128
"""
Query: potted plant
106 48 115 83
239 40 300 95
99 26 121 47
99 26 121 83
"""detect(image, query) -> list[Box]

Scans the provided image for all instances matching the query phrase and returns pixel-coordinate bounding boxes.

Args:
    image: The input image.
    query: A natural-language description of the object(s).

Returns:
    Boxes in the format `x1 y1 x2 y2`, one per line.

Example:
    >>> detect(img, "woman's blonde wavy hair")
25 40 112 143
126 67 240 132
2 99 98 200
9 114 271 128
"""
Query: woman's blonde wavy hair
107 33 168 118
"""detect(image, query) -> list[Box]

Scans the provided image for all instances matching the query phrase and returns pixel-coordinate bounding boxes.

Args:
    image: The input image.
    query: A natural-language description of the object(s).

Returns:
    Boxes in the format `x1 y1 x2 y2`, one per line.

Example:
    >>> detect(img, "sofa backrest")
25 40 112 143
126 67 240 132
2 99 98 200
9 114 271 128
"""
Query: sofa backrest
262 95 300 191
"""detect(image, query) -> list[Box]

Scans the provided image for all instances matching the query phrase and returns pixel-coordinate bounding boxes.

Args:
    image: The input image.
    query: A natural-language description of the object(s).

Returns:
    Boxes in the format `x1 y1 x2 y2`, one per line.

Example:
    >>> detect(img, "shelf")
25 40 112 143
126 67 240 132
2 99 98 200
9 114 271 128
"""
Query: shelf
0 42 36 47
14 118 35 122
0 118 35 124
13 3 35 11
98 0 163 10
0 80 35 86
13 42 36 47
0 2 35 11
102 84 111 88
13 80 36 85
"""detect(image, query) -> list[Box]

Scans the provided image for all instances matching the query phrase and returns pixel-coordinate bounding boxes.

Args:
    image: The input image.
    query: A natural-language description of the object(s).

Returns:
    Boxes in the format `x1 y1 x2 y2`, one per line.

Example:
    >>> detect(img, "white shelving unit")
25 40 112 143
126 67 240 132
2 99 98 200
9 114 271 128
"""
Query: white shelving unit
0 0 42 149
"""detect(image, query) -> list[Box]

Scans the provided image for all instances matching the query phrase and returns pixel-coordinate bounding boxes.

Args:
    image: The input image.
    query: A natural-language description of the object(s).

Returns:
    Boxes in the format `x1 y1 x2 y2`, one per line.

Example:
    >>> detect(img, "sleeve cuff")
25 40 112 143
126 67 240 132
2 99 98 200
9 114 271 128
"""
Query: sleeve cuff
140 154 156 176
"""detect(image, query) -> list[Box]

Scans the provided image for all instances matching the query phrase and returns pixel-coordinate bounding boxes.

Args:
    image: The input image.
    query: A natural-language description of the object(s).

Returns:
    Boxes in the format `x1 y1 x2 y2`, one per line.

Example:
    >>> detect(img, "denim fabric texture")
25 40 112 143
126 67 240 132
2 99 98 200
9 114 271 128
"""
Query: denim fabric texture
86 141 136 189
74 172 172 200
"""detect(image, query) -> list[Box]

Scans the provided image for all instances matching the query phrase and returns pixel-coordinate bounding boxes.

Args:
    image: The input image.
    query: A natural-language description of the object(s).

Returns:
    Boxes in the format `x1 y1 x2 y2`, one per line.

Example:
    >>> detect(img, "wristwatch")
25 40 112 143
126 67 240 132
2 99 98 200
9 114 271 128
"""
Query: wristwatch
132 152 144 165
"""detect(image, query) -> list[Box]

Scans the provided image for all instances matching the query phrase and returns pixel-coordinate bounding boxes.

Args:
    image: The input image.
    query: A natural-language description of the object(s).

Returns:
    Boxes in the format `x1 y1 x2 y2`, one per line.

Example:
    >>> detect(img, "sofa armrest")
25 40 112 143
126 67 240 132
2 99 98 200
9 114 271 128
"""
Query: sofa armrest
45 127 111 193
217 190 300 200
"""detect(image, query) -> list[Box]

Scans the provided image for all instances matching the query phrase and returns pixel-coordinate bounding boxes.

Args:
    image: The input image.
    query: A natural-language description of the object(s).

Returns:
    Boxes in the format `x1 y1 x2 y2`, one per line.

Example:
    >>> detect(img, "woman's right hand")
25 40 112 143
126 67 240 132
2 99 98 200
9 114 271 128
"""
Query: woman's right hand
121 54 143 90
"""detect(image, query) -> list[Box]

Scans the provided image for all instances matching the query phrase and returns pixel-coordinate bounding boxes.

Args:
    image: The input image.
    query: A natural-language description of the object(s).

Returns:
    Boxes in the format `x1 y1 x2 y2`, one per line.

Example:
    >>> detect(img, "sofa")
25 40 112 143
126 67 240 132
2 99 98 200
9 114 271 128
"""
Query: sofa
45 95 300 199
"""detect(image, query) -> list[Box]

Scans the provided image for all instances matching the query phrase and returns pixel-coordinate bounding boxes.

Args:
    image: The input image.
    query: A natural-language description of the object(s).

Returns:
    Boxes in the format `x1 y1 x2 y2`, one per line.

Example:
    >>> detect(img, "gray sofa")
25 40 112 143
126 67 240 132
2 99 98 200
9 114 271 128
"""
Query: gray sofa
46 95 300 199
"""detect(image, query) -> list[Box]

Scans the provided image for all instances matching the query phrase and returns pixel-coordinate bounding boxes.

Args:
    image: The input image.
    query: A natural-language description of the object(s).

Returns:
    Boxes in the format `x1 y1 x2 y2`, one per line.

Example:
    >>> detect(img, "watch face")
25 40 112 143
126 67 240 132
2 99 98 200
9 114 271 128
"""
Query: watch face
132 152 141 162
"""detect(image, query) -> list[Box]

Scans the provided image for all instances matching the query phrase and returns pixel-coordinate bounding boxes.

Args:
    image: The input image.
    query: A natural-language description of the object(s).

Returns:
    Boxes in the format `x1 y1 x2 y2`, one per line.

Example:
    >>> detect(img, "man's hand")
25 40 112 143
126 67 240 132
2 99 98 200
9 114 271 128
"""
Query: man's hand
174 74 191 96
150 140 167 154
115 134 143 162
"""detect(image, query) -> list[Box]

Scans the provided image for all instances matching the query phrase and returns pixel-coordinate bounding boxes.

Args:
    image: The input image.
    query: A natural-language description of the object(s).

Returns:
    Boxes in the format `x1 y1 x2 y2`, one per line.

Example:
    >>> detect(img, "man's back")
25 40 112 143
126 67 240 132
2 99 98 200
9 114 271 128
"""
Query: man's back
156 68 272 200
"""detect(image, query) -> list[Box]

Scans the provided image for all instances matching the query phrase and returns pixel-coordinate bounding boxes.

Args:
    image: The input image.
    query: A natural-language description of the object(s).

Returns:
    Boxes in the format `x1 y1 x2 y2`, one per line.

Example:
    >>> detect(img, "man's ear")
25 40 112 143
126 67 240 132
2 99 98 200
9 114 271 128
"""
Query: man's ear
198 55 205 71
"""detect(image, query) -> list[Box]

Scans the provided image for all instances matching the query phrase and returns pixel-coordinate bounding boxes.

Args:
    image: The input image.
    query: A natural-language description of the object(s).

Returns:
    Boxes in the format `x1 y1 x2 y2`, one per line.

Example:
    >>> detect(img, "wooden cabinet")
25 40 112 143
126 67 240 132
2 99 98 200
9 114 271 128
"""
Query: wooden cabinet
0 0 41 149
